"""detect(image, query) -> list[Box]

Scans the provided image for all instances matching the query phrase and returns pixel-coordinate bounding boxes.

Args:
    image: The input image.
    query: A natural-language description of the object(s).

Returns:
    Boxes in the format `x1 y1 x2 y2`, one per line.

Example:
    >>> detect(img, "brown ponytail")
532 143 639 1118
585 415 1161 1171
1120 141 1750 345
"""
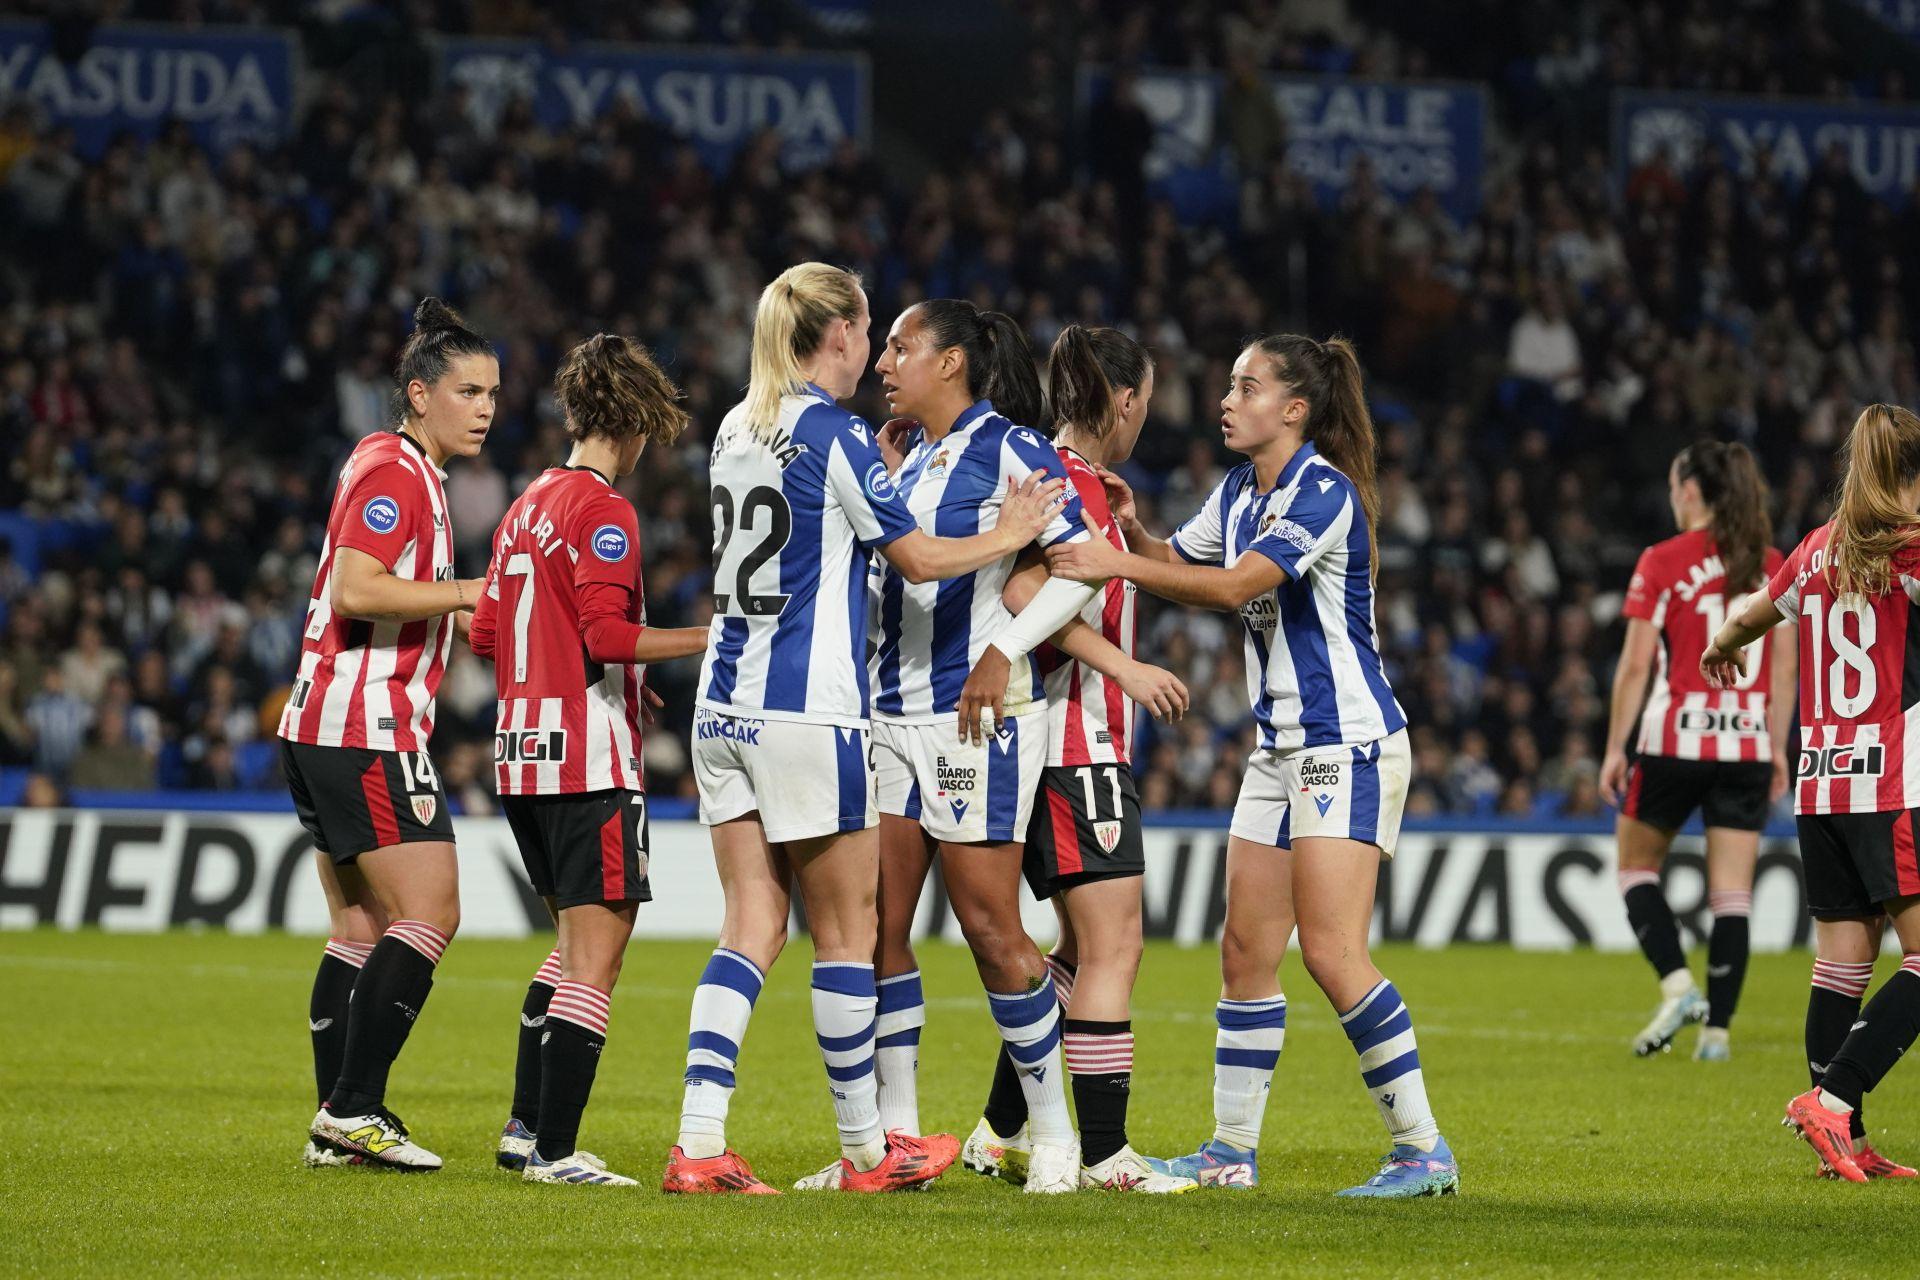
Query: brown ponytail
1246 333 1382 572
1674 440 1772 591
1046 324 1152 441
554 334 689 447
1828 404 1920 597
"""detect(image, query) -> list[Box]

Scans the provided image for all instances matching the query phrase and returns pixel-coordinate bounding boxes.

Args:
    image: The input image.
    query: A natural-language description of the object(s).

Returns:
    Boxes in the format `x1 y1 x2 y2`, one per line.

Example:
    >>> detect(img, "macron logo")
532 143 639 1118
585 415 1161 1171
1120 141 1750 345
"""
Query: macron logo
950 799 970 822
1313 793 1334 816
1317 478 1335 494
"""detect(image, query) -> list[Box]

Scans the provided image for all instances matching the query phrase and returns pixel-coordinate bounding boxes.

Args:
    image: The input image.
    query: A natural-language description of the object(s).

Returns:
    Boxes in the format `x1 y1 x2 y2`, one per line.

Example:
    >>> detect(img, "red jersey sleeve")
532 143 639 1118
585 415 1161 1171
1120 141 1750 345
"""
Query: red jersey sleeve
1622 546 1666 624
1064 461 1114 535
333 459 428 571
469 561 499 658
1769 536 1812 620
572 492 643 591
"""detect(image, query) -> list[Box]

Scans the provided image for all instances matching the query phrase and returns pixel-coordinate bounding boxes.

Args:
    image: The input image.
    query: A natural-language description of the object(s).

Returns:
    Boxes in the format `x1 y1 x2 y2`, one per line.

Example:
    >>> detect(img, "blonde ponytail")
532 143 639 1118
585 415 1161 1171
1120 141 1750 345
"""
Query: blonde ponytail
1829 403 1920 597
741 262 865 443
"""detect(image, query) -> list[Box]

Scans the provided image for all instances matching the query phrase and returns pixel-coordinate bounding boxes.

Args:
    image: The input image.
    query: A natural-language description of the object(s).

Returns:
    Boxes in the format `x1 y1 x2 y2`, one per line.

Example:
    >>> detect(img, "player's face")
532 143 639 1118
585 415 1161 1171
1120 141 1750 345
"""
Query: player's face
874 308 941 422
412 353 500 461
827 289 872 400
1220 349 1300 456
1110 365 1155 464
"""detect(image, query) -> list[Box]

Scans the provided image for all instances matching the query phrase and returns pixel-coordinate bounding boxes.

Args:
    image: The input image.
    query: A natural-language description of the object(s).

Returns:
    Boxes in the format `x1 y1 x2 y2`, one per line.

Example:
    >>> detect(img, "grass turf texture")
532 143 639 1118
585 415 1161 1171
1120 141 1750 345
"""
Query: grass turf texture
1 932 1912 1277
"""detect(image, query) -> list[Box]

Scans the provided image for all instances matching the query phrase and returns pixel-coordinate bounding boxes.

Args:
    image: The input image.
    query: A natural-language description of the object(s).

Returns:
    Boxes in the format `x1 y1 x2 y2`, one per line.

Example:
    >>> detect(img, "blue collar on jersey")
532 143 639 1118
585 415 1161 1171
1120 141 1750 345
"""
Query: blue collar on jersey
804 381 836 404
1266 439 1319 492
943 398 996 436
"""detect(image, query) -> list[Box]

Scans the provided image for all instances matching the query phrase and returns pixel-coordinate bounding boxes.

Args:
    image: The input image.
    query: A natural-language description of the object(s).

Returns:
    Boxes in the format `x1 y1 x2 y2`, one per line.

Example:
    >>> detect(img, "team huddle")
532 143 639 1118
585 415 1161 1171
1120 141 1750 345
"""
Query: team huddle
278 266 1920 1198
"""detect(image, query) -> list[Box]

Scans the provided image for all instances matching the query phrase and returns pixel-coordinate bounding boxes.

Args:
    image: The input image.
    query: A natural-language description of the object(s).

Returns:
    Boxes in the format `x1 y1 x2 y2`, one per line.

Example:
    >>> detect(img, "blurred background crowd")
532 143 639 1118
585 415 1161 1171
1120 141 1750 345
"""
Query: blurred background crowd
1 0 1916 819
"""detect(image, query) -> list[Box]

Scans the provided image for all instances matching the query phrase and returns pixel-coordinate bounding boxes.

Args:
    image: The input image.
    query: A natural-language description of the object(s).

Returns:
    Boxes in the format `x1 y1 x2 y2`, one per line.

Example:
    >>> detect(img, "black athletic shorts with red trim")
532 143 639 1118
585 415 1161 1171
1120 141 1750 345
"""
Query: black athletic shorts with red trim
1023 763 1145 899
1797 809 1920 919
1622 755 1772 833
281 739 454 862
502 789 652 909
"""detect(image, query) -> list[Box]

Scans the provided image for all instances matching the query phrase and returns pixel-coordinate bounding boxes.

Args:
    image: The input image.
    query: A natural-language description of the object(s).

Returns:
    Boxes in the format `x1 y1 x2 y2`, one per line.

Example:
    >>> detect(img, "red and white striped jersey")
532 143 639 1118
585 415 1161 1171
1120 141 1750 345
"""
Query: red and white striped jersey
477 467 647 796
1036 448 1136 767
1623 529 1784 763
278 431 455 751
1769 522 1920 815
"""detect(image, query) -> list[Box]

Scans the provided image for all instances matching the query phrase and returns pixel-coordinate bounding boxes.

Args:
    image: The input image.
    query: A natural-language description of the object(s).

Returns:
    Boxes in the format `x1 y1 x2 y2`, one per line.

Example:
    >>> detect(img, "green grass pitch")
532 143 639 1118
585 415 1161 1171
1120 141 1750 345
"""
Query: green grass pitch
1 931 1912 1276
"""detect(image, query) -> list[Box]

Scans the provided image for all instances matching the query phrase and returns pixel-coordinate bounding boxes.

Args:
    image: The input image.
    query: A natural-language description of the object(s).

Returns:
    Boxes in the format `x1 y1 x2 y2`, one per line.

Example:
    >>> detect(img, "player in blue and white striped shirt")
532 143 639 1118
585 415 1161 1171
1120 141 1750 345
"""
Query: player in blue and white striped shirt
669 264 1066 1195
1047 333 1458 1198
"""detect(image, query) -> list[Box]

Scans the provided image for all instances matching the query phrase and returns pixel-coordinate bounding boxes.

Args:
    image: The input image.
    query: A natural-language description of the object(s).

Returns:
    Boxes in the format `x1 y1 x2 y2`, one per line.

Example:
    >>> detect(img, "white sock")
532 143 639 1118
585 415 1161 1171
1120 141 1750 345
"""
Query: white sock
1819 1088 1855 1115
874 971 925 1136
811 961 883 1169
1212 995 1286 1150
1660 968 1696 1000
677 948 764 1158
1340 979 1439 1151
988 977 1073 1147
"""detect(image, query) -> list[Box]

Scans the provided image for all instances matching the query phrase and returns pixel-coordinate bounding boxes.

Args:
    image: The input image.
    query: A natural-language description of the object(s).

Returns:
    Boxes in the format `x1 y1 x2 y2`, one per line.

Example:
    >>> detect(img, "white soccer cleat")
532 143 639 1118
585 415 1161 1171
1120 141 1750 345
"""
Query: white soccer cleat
310 1106 443 1172
961 1117 1031 1185
301 1138 362 1168
1631 987 1709 1057
496 1118 537 1171
1023 1140 1081 1194
523 1150 637 1186
793 1158 846 1191
1081 1145 1198 1193
1694 1026 1731 1062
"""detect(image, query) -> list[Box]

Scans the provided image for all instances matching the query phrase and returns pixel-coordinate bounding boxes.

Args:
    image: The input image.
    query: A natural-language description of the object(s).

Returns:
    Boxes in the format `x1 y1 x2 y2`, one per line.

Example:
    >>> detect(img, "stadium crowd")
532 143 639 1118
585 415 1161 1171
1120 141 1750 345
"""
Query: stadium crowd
1 1 1916 819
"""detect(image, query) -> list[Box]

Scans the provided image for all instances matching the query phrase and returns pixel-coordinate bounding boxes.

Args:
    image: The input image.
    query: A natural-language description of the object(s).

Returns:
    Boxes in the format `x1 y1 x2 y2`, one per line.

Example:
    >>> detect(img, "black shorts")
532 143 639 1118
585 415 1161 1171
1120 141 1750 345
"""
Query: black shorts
281 739 454 862
502 789 652 909
1023 764 1145 899
1622 756 1772 833
1797 809 1920 918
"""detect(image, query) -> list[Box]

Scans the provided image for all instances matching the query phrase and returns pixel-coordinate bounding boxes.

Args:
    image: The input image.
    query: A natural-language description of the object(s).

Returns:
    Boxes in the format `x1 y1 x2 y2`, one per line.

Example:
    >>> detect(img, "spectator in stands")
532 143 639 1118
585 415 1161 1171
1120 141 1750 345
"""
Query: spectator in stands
69 705 156 791
25 668 90 776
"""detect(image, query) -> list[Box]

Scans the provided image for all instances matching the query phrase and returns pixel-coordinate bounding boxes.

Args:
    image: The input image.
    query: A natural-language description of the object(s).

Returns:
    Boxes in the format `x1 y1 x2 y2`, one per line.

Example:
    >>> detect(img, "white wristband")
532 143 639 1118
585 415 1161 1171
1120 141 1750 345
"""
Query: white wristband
990 574 1098 661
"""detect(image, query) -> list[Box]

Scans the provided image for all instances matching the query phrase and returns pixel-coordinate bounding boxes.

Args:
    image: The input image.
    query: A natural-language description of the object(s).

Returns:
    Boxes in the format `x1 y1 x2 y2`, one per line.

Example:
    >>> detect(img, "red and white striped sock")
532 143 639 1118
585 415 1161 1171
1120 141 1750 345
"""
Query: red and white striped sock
1064 1018 1134 1165
386 919 450 965
1064 1026 1135 1076
547 980 612 1036
532 948 562 989
324 938 376 968
1812 960 1875 998
536 980 613 1161
1045 954 1077 1008
1708 890 1752 918
1617 868 1660 894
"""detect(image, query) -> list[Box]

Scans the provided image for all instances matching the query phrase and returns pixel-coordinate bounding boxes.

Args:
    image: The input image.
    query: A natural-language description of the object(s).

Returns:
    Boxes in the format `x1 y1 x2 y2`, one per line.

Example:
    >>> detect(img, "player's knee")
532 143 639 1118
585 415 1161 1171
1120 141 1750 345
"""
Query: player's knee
1220 922 1279 983
1296 926 1362 990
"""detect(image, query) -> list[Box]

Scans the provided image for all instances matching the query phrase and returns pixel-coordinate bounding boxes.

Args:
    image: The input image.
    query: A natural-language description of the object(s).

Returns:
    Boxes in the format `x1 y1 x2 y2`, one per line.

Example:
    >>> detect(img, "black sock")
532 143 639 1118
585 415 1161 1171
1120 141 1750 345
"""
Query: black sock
309 952 363 1108
512 979 557 1128
1706 914 1749 1029
328 932 440 1117
1807 965 1870 1140
1065 1018 1132 1166
1821 968 1920 1111
1622 882 1688 979
534 1015 607 1161
984 1043 1028 1139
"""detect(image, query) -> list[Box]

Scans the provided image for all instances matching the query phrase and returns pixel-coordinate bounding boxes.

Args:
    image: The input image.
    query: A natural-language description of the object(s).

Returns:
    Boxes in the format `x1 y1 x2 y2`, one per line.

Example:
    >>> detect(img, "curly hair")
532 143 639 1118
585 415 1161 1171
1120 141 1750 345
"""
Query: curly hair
553 334 689 446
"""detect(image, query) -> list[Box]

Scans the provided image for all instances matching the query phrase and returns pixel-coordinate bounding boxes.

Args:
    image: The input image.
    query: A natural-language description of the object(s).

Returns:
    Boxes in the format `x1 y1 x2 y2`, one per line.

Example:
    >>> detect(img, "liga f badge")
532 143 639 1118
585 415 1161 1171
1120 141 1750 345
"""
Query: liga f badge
411 794 439 825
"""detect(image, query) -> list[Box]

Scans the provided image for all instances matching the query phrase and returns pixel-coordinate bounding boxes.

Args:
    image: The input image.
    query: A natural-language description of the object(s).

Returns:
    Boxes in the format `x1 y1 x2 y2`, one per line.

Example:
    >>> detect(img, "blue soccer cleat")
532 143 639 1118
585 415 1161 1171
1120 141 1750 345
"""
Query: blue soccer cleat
496 1117 536 1171
1337 1136 1459 1198
1144 1139 1258 1188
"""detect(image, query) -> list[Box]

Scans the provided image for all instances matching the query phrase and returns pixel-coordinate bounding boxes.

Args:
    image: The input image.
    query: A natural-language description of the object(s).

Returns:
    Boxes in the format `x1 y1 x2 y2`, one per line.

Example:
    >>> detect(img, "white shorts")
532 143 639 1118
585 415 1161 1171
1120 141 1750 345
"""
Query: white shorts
1228 729 1411 857
872 712 1047 844
692 707 875 844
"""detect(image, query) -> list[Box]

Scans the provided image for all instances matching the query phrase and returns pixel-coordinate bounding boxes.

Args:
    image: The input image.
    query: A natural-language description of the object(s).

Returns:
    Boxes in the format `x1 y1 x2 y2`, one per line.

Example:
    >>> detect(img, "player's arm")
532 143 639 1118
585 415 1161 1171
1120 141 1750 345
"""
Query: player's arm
1094 465 1177 564
880 473 1067 583
1702 592 1786 689
468 566 499 659
1597 618 1657 807
575 498 708 664
1045 512 1287 610
1766 611 1798 802
996 559 1188 722
331 547 485 622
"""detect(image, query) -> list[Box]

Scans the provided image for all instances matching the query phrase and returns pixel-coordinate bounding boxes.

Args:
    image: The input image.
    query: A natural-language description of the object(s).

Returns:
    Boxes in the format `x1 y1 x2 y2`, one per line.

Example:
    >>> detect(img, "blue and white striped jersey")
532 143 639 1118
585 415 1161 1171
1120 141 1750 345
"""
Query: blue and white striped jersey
698 385 919 727
870 400 1087 722
1169 441 1406 753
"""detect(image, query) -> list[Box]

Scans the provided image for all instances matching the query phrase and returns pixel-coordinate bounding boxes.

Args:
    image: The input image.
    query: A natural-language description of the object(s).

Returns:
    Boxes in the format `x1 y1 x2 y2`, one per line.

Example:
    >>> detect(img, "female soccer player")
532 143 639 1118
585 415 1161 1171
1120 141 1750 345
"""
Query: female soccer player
663 264 1068 1195
469 334 708 1186
960 325 1195 1193
1047 333 1459 1198
1598 442 1793 1060
1703 403 1920 1184
285 297 493 1171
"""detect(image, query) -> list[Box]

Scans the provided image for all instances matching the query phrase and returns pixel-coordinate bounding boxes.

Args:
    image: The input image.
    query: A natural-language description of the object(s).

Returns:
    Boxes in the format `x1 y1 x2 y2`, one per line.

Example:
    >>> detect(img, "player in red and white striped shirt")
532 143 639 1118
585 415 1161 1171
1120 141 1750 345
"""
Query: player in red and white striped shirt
962 326 1192 1193
469 334 708 1187
1597 442 1793 1062
1704 403 1920 1182
291 298 495 1172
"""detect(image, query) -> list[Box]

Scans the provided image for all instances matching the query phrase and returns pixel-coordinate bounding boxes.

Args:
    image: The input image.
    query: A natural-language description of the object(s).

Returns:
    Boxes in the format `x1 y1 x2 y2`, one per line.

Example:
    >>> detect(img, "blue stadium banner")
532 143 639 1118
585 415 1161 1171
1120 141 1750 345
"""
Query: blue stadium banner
1086 69 1487 223
438 37 868 169
1841 0 1920 43
0 21 295 156
1613 90 1920 206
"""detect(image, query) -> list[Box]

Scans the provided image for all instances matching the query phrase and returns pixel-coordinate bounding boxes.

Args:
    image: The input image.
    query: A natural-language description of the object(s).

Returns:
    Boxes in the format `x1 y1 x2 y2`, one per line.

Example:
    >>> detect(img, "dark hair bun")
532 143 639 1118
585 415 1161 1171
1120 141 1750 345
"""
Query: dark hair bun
414 296 467 333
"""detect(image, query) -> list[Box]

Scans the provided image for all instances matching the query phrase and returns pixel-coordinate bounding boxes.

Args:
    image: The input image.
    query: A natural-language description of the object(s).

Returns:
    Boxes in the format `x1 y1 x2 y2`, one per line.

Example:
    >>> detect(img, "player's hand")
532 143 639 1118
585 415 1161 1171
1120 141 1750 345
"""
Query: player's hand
1117 661 1188 722
641 686 666 726
455 577 487 612
1770 750 1791 803
1598 749 1630 808
1094 465 1138 530
1044 513 1124 582
1699 641 1747 690
878 418 918 472
998 473 1069 548
957 646 1011 747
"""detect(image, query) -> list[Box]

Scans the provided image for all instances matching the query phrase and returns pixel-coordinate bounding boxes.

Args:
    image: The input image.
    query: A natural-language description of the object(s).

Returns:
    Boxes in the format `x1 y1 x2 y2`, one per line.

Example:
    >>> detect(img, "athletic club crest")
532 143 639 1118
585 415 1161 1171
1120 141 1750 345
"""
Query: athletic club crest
1094 820 1122 853
411 794 439 826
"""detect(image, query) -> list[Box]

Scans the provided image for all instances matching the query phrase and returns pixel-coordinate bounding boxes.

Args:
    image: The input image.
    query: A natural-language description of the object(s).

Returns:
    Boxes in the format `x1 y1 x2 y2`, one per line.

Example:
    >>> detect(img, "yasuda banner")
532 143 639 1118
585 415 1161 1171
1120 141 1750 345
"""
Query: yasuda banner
0 21 294 156
1614 90 1920 207
1085 69 1487 224
438 37 868 169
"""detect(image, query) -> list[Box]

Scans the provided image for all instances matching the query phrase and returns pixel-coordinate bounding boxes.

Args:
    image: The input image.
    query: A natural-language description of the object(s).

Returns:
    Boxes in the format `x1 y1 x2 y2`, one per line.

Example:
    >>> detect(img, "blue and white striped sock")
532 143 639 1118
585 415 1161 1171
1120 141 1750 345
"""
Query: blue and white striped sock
874 970 925 1136
1213 995 1286 1151
812 961 884 1168
1339 978 1439 1151
988 976 1072 1146
677 947 764 1158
